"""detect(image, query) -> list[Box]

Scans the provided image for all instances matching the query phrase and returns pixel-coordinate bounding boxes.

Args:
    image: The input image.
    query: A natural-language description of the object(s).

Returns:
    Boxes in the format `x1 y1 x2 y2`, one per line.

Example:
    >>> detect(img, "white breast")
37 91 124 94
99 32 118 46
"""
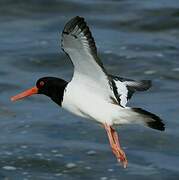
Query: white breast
62 81 122 125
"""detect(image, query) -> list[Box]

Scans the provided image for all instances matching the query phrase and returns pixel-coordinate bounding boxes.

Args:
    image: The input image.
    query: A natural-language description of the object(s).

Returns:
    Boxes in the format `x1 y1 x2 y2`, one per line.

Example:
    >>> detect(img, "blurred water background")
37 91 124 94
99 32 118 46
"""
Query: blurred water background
0 0 179 179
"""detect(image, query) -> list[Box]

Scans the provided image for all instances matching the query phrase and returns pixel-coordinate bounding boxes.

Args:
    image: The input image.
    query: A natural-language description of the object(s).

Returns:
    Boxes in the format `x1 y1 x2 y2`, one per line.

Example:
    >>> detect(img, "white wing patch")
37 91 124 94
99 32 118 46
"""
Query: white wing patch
61 16 103 77
112 75 152 107
113 80 128 107
61 16 118 103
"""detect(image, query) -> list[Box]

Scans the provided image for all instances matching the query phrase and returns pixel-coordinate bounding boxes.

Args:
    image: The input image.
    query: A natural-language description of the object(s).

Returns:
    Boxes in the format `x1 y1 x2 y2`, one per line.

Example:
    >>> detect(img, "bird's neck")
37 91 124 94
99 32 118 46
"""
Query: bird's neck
46 81 68 106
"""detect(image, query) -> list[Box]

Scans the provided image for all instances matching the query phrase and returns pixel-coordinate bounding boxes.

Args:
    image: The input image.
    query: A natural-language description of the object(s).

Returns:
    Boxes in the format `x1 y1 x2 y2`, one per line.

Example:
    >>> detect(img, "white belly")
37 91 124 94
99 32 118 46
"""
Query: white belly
62 83 122 125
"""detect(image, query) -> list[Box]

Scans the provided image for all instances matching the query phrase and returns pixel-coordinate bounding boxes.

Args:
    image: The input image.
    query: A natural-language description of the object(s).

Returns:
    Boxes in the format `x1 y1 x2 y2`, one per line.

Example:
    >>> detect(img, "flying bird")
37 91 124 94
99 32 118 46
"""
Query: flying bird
11 16 165 168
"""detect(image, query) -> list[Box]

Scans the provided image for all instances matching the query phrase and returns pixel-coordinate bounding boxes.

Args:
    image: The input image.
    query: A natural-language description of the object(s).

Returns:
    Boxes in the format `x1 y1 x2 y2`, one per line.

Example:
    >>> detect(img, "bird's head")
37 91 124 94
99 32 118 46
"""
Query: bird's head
11 77 68 106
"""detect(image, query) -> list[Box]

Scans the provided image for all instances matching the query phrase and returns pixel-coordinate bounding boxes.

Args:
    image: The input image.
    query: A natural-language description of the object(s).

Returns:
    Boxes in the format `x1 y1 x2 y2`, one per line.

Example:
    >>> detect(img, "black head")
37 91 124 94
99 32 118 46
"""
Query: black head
36 77 68 106
11 77 68 106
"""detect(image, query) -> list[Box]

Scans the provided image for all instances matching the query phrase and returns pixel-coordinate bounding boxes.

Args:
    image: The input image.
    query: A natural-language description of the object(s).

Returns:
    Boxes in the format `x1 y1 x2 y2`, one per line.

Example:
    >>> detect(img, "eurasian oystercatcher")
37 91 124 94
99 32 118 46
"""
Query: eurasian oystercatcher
11 16 165 168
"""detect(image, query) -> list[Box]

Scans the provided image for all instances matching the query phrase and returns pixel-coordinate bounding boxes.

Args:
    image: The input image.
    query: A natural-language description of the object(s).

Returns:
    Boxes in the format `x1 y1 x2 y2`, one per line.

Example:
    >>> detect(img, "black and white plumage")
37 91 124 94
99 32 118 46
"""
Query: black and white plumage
61 16 164 131
11 16 165 168
110 75 152 107
11 16 165 130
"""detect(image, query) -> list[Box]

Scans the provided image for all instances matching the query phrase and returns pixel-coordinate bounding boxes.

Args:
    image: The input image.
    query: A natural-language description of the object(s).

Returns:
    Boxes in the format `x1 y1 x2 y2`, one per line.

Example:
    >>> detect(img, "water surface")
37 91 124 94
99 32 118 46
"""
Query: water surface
0 0 179 179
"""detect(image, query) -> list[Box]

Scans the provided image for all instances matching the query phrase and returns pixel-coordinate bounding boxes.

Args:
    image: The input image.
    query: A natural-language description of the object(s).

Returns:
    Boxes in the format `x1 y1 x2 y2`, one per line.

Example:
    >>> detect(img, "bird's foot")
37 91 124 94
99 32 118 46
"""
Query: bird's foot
112 145 128 168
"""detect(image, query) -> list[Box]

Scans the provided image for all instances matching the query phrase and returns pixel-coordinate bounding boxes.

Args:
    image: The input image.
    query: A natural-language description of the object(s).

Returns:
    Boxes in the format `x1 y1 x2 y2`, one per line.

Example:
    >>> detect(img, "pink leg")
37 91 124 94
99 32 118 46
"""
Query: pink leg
104 123 128 168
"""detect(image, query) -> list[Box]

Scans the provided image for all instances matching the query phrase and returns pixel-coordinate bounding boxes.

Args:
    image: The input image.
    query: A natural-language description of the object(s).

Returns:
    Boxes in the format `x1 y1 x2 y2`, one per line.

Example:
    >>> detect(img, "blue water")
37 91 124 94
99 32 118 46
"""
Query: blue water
0 0 179 179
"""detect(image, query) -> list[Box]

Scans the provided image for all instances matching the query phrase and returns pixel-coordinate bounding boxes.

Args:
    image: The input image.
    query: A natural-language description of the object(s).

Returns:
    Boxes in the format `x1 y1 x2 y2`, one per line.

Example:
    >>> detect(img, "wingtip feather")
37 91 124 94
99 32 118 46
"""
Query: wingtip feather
63 16 85 34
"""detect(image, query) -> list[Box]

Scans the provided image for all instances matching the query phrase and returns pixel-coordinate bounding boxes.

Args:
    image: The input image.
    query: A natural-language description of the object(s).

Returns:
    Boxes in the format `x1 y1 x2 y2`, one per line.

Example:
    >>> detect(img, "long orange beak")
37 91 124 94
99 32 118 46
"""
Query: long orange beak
11 87 38 102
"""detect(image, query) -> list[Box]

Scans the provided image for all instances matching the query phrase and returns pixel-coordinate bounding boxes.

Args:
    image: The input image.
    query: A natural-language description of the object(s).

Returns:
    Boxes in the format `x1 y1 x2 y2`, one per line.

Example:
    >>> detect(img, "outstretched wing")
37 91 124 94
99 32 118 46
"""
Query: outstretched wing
62 16 106 79
111 75 152 107
61 16 116 101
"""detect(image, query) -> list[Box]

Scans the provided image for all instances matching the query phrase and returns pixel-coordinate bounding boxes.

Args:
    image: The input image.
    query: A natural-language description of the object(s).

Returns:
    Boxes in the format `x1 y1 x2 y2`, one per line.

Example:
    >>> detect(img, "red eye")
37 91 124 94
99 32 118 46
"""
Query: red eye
39 81 45 87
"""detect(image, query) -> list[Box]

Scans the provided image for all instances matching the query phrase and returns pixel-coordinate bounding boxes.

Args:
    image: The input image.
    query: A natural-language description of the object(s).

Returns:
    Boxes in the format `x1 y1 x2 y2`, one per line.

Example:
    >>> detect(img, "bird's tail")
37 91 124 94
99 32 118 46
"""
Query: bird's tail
118 107 165 131
132 108 165 131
